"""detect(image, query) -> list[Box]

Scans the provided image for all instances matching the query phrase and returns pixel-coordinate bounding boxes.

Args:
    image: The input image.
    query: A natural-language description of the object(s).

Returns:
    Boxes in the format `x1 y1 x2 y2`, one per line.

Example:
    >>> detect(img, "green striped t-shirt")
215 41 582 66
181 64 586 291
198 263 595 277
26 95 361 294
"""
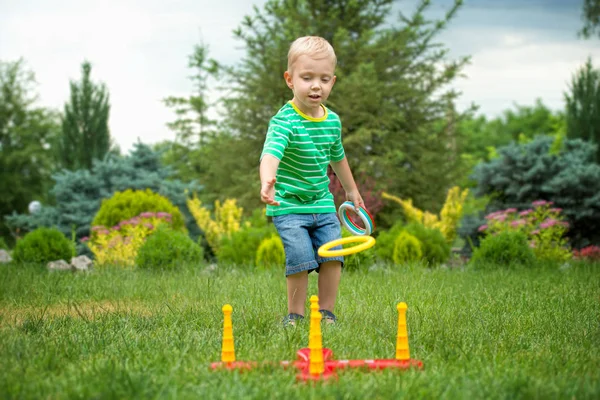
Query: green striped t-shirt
260 101 346 216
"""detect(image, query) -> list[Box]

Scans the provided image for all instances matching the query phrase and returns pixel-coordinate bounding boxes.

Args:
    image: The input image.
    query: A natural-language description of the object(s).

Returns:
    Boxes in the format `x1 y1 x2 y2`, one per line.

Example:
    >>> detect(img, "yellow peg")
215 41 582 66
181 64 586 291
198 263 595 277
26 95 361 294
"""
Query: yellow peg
310 295 320 313
395 302 410 361
309 310 324 375
221 304 235 363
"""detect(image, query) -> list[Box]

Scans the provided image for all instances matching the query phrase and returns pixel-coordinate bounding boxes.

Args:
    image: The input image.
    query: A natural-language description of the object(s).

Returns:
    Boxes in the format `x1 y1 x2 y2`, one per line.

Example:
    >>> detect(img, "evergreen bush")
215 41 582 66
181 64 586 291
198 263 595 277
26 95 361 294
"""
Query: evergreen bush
13 227 74 264
255 235 285 268
468 136 600 248
4 143 202 250
470 231 536 269
136 225 204 271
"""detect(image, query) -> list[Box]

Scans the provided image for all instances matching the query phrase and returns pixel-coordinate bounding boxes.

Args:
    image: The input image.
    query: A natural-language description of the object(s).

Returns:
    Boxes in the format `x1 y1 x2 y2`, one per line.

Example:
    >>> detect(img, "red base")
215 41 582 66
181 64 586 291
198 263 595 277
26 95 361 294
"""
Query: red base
326 358 423 370
211 354 424 375
296 347 334 362
210 361 256 370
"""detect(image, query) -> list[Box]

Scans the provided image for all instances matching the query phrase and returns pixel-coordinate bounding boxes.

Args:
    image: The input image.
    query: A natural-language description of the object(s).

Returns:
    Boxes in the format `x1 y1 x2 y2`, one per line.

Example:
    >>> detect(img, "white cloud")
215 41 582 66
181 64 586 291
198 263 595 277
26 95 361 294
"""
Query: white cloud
453 35 599 116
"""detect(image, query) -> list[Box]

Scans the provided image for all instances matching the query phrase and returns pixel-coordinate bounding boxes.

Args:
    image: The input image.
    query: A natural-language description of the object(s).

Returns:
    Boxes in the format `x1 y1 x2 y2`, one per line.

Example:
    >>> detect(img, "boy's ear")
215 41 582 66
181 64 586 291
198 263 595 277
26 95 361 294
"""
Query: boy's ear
284 71 293 89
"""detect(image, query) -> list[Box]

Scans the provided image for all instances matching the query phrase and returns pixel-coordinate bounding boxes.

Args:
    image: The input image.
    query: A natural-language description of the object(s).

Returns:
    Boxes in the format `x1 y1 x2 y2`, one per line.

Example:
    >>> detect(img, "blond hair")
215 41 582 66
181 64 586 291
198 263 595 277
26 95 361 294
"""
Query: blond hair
287 36 337 72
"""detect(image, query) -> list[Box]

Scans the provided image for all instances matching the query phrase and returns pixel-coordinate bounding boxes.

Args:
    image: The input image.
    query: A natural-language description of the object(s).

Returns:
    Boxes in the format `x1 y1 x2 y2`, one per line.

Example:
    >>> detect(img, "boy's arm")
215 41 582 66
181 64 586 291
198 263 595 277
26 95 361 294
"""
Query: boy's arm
260 154 281 206
330 157 364 210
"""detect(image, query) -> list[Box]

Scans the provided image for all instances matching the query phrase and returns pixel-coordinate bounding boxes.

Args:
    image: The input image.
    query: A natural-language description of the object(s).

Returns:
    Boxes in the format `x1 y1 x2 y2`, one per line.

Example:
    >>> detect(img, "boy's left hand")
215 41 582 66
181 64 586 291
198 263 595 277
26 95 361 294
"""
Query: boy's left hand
346 191 365 211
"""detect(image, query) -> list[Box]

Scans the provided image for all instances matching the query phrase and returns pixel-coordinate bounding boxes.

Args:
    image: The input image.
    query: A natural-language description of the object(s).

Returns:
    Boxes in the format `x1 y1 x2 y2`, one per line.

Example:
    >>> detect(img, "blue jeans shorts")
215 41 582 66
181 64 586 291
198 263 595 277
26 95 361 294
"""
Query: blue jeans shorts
272 213 344 276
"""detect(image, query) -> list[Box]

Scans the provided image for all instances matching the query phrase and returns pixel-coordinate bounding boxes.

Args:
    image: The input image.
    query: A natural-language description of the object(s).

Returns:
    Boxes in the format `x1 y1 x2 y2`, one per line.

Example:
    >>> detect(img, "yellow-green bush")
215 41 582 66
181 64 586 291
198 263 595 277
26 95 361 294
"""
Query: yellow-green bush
392 231 422 264
256 235 285 268
382 186 469 243
374 222 450 266
187 194 243 254
87 212 171 267
92 189 185 232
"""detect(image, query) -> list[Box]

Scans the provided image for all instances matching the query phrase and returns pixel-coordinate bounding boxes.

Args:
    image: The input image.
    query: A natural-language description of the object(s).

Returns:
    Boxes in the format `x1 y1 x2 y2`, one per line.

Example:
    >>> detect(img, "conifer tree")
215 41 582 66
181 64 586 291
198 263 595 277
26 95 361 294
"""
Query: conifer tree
580 0 600 39
59 61 113 170
161 43 220 184
565 58 600 163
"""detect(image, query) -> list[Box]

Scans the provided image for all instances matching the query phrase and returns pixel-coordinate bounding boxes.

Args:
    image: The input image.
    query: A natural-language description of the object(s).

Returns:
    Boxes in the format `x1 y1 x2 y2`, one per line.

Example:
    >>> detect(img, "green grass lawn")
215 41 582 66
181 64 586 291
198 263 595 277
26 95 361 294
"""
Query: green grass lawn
1 262 598 399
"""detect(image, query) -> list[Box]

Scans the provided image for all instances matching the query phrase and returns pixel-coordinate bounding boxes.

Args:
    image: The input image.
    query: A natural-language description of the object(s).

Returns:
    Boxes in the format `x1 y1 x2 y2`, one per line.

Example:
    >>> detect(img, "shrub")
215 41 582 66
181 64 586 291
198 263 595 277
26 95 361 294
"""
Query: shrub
392 231 422 264
13 227 74 264
136 225 204 270
373 222 450 266
218 224 277 266
478 201 572 263
0 237 7 250
404 223 451 266
328 170 385 219
87 212 171 267
256 235 285 268
382 186 469 243
187 194 243 254
470 231 536 268
457 214 486 256
469 136 600 247
374 222 405 262
573 245 600 262
93 189 185 232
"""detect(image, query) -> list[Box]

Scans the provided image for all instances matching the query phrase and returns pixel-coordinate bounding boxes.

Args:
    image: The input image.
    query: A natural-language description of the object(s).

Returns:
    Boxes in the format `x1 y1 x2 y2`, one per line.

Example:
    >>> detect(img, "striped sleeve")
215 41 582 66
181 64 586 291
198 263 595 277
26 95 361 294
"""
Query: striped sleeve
260 115 292 161
329 115 345 162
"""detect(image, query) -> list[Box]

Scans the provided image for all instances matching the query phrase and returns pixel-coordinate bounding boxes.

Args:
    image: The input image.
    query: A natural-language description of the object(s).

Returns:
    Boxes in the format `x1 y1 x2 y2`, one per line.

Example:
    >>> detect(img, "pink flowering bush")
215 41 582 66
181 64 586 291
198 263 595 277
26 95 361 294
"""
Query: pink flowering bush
478 200 571 263
573 245 600 262
85 212 172 267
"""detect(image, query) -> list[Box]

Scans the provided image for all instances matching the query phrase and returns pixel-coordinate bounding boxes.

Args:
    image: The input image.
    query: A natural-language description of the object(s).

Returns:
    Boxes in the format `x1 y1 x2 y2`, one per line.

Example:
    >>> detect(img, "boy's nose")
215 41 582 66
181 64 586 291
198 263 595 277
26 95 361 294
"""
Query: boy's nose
310 80 320 89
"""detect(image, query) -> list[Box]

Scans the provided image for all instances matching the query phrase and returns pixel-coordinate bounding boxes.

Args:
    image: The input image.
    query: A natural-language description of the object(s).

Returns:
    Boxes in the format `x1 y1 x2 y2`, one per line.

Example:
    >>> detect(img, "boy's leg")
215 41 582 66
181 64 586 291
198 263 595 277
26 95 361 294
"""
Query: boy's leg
287 271 308 315
317 260 342 312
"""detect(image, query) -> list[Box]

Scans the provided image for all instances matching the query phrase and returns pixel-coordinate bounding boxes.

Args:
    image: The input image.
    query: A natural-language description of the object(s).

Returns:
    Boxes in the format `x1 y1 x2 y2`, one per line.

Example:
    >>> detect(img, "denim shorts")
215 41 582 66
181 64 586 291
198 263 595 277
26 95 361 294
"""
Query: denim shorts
272 213 344 276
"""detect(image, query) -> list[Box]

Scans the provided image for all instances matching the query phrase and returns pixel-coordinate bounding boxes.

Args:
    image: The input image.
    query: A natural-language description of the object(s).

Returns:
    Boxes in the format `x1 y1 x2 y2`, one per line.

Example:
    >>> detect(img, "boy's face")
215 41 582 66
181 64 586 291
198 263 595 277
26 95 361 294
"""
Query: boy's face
284 54 336 117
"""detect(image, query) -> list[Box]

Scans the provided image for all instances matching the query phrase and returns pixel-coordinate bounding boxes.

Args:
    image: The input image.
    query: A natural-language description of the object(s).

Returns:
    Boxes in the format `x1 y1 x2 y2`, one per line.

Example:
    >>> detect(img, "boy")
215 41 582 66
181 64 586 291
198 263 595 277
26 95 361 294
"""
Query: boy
259 36 364 326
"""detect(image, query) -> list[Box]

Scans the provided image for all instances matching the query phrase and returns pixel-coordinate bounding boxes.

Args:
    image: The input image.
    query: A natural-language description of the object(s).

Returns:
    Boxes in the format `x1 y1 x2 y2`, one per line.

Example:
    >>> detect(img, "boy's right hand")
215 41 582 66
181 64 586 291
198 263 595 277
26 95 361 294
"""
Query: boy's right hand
260 177 280 206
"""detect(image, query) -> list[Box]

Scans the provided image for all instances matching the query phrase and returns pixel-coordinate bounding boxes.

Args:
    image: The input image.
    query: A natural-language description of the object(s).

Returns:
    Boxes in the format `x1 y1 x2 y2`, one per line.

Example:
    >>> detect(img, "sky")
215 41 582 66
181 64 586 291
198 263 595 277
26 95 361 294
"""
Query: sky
1 0 599 153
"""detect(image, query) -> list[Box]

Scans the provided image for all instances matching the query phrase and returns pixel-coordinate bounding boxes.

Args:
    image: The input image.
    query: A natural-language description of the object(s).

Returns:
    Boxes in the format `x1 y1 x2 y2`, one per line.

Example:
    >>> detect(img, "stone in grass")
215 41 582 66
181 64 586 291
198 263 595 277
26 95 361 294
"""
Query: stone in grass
0 250 12 264
71 255 93 271
47 260 72 271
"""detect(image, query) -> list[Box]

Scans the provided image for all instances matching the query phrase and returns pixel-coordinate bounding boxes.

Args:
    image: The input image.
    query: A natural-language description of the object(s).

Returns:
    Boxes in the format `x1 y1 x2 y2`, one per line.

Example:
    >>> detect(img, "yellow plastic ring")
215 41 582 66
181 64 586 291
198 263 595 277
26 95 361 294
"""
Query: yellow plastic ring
318 235 376 257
